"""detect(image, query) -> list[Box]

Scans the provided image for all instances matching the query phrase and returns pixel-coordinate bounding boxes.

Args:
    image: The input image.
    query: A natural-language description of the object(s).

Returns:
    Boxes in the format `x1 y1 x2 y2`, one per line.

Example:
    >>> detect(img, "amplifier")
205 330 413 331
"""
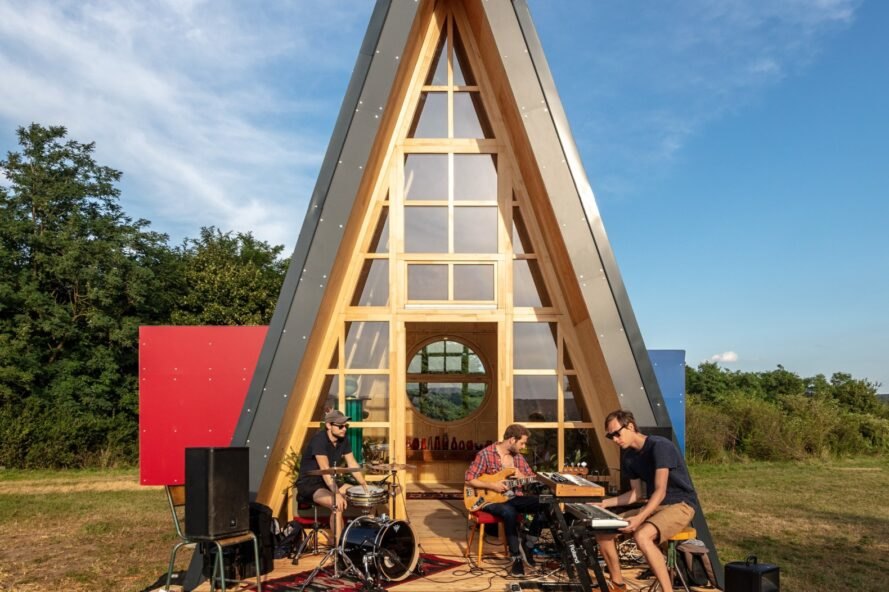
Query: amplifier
725 555 779 592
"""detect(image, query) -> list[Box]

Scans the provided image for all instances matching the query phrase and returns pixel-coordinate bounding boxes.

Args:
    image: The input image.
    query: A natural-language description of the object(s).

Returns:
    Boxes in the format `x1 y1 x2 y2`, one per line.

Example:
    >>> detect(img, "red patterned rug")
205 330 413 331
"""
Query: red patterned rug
252 554 463 591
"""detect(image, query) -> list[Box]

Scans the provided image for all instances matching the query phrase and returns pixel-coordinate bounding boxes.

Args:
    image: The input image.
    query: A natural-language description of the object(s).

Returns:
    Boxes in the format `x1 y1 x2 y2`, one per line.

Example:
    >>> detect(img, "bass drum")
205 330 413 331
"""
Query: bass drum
339 516 418 581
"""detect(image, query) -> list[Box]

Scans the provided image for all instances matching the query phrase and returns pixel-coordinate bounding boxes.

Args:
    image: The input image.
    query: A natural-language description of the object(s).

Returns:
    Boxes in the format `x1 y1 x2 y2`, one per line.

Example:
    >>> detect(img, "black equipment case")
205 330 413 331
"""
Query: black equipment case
725 555 779 592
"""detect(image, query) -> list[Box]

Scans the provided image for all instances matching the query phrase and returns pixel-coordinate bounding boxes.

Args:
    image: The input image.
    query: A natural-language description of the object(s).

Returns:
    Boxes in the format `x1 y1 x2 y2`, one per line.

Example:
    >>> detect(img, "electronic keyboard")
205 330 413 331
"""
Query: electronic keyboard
565 503 629 529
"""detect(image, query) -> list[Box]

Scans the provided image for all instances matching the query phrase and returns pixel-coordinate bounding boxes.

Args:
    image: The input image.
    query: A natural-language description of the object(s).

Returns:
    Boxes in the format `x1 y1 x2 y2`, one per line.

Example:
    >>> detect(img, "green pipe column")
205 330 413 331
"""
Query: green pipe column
345 398 364 464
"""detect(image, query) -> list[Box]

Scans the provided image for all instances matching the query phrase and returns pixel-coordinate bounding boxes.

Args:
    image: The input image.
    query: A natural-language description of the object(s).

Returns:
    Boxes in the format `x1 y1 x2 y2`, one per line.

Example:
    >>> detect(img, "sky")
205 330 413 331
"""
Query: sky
1 0 886 389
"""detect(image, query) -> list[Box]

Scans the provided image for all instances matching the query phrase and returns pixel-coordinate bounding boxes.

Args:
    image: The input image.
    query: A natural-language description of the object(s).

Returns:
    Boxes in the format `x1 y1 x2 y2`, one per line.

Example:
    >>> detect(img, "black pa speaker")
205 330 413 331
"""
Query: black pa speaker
725 555 780 592
185 447 250 539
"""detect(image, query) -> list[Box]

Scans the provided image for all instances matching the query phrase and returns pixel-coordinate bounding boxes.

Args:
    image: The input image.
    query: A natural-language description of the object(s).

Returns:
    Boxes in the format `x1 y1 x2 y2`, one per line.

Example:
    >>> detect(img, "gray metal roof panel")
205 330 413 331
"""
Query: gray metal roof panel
482 0 669 426
231 0 420 491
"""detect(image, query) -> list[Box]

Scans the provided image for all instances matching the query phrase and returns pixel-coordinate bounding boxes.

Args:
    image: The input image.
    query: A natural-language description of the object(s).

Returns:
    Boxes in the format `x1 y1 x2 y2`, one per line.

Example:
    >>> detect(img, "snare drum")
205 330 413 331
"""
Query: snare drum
346 485 387 508
339 516 418 581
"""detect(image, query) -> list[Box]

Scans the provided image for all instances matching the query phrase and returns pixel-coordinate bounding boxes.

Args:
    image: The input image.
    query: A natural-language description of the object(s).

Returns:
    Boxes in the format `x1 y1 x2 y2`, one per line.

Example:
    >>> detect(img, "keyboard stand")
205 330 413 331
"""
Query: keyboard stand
542 495 612 592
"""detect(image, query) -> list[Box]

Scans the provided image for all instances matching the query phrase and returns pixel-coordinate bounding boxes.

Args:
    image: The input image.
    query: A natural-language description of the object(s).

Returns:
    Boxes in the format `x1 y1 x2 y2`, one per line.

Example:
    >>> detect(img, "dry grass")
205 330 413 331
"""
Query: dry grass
690 456 889 592
0 469 182 592
0 458 886 591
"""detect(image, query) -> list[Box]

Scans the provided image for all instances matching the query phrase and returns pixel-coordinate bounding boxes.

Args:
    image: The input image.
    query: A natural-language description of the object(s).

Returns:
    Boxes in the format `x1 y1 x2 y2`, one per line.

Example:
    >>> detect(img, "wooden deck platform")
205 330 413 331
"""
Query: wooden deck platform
176 498 710 592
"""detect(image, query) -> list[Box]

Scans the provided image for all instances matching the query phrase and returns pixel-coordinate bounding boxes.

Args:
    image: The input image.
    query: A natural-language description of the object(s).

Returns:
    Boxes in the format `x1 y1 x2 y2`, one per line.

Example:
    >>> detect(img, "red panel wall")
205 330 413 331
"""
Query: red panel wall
139 326 268 485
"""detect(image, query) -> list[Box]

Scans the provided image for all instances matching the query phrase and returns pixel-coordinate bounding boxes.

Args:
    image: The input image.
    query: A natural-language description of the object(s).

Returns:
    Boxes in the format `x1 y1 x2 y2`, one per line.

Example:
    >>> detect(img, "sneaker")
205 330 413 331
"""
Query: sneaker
510 556 525 576
520 542 536 567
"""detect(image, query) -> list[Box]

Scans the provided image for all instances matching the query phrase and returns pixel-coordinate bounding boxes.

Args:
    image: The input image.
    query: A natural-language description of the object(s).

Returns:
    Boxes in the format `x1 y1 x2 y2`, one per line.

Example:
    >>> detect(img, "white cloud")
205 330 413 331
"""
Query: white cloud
710 351 740 363
0 0 372 249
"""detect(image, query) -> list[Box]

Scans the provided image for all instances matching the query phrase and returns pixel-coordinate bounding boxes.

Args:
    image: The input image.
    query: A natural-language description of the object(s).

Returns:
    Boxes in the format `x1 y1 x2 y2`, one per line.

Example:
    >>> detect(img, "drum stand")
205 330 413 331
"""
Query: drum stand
378 468 410 523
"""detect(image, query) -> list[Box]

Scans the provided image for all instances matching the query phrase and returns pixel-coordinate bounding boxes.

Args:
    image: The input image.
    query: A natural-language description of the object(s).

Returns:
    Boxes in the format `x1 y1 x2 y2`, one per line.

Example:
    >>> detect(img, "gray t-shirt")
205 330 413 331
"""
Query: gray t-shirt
622 434 698 508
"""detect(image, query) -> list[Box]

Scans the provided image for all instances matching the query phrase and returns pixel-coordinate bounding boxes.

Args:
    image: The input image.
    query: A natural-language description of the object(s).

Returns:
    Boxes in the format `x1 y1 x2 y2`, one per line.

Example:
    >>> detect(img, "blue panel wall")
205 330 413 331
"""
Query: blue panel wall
648 350 687 453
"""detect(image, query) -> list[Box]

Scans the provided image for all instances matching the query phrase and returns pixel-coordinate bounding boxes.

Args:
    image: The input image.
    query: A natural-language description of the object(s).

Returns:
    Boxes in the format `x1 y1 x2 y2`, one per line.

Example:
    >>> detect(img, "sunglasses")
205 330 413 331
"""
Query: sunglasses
332 423 349 429
606 425 628 440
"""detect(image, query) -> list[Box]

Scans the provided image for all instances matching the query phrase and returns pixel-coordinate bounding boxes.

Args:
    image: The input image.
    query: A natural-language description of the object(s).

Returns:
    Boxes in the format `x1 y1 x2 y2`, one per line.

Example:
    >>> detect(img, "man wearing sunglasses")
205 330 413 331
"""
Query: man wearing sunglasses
295 408 370 542
592 409 698 592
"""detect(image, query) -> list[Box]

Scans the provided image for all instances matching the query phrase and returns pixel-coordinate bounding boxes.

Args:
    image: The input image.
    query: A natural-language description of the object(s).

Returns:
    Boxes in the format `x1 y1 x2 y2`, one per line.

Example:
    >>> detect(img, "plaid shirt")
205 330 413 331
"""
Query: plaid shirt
465 443 535 495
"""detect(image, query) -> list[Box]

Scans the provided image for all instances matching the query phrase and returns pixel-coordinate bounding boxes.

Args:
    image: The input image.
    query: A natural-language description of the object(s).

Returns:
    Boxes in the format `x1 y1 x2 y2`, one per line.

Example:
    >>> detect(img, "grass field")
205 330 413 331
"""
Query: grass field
0 457 887 591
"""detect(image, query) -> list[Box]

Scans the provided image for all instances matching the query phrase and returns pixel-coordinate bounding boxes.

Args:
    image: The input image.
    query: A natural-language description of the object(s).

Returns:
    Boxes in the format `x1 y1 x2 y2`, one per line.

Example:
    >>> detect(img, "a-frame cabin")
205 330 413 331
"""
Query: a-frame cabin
232 0 719 576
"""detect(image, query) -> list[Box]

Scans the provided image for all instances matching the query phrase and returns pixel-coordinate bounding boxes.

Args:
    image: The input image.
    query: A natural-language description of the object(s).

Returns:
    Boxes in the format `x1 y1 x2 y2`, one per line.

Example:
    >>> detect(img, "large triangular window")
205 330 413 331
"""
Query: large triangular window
409 19 492 139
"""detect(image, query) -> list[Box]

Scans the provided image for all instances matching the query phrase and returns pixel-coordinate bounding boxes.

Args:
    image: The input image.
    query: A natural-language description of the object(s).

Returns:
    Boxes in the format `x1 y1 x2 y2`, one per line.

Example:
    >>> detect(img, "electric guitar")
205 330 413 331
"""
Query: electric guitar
463 468 537 511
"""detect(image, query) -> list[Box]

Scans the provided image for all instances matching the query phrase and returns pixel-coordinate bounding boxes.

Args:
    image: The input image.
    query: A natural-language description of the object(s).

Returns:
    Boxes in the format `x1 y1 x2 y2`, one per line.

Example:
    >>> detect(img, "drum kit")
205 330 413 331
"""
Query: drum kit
296 462 418 592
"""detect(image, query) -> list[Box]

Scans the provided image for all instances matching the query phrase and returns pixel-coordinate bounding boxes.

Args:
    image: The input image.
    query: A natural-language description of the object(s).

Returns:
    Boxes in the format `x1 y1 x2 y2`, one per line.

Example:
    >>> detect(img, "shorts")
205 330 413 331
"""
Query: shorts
296 484 325 504
624 502 695 544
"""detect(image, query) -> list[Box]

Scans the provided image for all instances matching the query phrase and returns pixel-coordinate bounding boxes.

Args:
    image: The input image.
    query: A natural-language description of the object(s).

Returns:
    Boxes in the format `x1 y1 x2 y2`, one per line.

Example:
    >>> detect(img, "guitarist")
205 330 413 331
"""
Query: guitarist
464 424 546 576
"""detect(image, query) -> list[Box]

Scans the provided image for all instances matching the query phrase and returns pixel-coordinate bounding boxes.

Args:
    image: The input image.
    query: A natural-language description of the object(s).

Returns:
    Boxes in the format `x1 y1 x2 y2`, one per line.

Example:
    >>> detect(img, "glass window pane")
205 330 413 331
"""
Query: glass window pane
452 26 476 86
356 427 390 466
345 374 389 421
443 352 462 373
405 206 448 252
525 427 558 472
407 264 448 300
453 155 496 201
428 352 445 373
404 155 448 201
565 429 608 480
368 207 389 253
512 207 532 254
514 375 558 422
408 352 422 374
563 375 591 422
564 348 574 371
409 92 448 138
426 32 447 85
513 322 557 369
345 321 389 369
514 259 551 307
453 264 494 301
329 346 338 369
454 207 497 253
407 382 487 422
312 375 339 421
454 93 493 138
351 259 388 306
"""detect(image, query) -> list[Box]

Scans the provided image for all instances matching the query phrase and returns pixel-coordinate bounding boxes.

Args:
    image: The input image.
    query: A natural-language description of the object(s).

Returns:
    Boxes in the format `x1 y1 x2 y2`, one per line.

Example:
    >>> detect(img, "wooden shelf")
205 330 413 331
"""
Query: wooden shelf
406 449 477 462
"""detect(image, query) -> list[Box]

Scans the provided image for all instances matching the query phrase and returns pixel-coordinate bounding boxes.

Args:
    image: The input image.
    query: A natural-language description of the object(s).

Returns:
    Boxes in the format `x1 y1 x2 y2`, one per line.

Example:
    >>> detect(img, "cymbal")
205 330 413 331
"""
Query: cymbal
304 466 363 476
365 463 416 472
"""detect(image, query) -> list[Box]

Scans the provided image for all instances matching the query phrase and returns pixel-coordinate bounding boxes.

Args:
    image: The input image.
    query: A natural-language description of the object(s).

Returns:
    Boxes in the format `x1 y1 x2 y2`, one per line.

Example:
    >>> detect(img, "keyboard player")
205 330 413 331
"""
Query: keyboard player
589 409 699 592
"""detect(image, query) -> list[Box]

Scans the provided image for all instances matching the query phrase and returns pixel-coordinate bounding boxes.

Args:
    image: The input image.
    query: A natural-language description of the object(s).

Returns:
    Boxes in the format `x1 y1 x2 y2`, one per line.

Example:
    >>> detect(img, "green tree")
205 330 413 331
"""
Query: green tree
171 227 287 325
827 372 881 415
0 124 178 467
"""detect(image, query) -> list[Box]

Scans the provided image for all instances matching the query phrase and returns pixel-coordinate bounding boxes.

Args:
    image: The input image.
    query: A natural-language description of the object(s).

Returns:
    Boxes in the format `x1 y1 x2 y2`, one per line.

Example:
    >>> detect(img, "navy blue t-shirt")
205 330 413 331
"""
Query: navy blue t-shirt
296 430 353 495
622 434 698 508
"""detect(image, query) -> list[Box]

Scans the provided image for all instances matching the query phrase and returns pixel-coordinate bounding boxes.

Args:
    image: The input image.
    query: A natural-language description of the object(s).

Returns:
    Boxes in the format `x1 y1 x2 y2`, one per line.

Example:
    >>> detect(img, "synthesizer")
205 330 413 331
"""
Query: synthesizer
537 471 606 497
565 503 629 529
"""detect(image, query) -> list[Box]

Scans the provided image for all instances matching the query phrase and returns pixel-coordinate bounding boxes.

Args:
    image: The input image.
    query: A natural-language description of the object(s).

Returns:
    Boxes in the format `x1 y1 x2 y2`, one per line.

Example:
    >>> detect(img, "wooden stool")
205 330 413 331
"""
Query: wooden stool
465 511 510 565
648 526 697 592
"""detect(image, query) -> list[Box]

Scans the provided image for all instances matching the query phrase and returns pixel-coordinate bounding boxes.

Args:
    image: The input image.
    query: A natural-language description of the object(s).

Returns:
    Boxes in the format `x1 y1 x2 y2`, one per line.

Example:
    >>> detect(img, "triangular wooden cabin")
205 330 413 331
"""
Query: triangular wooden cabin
232 0 717 565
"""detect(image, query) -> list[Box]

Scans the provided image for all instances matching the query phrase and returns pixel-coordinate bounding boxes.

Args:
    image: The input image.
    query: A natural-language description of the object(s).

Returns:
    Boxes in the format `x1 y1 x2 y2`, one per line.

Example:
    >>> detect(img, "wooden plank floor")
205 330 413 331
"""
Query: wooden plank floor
182 498 711 592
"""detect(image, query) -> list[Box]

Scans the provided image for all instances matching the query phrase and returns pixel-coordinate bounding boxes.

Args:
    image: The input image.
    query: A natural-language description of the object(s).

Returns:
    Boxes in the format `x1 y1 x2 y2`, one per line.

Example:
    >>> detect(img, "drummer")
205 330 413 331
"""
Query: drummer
295 409 370 542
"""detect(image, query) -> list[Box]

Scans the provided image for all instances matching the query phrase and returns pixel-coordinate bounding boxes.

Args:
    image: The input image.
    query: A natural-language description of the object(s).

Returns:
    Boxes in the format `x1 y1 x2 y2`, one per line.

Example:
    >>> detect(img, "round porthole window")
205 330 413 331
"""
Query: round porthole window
406 338 489 422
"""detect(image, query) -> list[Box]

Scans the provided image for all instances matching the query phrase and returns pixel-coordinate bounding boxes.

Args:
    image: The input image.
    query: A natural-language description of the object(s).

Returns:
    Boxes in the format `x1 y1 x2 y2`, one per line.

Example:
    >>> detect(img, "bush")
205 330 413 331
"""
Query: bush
686 398 736 463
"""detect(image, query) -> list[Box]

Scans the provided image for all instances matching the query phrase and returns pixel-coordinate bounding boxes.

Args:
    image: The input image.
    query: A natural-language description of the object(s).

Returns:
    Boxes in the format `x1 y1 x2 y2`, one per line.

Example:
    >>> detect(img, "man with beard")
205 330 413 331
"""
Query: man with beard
465 423 546 576
295 409 370 542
